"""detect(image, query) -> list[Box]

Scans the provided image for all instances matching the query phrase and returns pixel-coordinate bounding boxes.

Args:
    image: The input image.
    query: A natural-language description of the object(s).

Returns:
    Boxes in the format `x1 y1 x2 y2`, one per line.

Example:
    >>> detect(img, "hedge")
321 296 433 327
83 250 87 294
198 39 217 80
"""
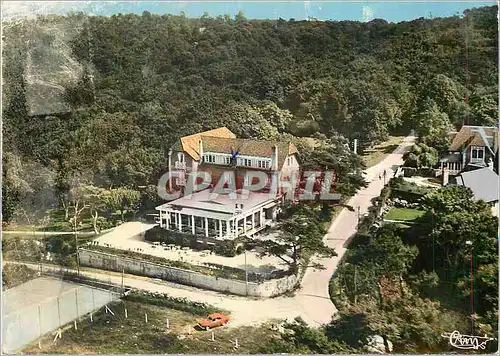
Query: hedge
123 291 225 316
82 245 289 282
389 177 433 203
144 227 238 257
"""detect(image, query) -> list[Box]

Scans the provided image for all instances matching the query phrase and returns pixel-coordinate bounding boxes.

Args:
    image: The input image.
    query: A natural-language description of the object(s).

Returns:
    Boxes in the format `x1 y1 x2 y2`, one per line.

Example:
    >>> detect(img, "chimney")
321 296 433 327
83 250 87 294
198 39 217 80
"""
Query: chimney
168 149 173 190
488 158 494 171
271 145 279 171
442 167 449 186
199 138 204 162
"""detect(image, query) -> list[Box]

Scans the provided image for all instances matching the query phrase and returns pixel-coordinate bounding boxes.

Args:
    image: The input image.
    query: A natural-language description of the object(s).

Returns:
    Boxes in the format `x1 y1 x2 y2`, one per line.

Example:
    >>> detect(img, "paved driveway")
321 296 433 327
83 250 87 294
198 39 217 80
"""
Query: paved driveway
293 134 416 326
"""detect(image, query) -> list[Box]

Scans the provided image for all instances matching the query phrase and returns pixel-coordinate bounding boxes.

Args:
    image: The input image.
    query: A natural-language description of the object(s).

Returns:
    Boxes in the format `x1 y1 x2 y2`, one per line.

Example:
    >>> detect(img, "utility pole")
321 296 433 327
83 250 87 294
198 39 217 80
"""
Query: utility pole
354 265 358 305
464 12 470 126
466 240 474 334
244 249 249 296
121 268 125 296
74 229 80 276
431 208 435 274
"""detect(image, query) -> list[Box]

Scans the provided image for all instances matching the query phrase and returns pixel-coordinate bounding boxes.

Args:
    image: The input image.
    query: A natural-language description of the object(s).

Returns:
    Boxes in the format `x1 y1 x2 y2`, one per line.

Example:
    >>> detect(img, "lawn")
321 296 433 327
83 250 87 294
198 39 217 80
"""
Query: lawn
361 135 405 168
24 298 281 354
384 208 425 222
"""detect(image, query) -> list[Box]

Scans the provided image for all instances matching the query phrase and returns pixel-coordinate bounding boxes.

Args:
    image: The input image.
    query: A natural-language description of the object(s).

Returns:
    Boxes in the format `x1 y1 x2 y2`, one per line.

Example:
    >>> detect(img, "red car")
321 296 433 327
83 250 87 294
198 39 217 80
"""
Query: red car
198 313 230 330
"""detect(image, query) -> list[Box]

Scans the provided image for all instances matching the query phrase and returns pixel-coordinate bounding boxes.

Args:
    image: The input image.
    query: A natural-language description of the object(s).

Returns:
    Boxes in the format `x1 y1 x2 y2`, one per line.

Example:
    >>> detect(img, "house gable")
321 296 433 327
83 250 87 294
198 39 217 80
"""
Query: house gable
449 125 498 153
175 127 236 160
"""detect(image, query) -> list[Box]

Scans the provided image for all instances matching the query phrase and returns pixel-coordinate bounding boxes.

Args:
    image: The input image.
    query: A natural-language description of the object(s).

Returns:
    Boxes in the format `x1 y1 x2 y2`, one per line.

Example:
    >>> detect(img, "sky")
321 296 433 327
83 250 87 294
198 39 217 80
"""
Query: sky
2 1 498 23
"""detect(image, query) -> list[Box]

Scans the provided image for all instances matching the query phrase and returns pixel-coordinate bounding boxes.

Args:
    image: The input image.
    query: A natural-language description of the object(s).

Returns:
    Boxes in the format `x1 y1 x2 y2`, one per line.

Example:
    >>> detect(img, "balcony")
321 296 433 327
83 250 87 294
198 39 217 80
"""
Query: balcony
174 161 187 169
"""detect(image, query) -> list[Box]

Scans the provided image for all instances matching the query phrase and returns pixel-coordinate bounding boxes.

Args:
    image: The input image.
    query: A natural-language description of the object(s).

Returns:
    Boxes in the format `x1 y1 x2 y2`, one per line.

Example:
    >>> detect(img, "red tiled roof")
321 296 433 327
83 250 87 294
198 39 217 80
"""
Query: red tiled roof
202 136 297 170
449 126 499 152
179 127 236 160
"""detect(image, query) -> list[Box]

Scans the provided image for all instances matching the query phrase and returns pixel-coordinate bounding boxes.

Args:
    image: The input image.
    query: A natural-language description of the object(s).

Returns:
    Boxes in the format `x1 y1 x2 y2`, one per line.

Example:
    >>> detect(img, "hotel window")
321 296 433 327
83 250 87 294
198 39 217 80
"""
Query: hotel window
225 156 231 165
205 155 216 163
265 161 270 169
178 153 185 163
478 150 484 159
244 158 252 167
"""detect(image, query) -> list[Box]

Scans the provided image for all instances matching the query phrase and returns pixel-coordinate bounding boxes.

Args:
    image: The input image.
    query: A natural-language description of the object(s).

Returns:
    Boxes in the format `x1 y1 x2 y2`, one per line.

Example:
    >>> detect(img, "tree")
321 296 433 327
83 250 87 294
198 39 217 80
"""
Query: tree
327 294 466 353
260 318 353 354
420 185 486 214
403 143 438 169
414 98 452 151
257 205 335 273
469 86 498 126
421 74 465 117
338 224 418 305
297 133 366 199
100 145 163 187
104 188 141 221
217 101 279 139
257 101 293 132
78 185 107 234
418 185 498 327
430 209 497 279
2 152 57 224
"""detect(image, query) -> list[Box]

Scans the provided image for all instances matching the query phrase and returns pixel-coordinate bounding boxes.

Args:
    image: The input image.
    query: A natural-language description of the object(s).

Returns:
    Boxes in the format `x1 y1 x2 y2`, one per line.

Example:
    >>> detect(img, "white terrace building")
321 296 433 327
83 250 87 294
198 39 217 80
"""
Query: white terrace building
155 127 300 240
156 189 280 240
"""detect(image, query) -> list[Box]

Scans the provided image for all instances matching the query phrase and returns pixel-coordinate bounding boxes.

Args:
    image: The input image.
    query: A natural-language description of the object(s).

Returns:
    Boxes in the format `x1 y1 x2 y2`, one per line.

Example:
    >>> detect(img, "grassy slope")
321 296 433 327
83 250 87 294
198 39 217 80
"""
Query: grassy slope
361 136 405 168
24 299 280 354
385 207 425 221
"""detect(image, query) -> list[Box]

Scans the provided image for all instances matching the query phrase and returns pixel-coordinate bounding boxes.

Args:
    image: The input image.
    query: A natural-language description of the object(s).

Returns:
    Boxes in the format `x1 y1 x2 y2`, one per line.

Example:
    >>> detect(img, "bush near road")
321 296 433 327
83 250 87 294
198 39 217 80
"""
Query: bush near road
2 263 38 290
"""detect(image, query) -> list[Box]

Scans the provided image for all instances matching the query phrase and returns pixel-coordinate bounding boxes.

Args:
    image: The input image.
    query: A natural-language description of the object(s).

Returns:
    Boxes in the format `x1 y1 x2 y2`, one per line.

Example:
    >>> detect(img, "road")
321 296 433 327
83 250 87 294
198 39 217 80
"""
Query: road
293 133 416 326
5 261 300 328
4 134 415 328
2 227 116 236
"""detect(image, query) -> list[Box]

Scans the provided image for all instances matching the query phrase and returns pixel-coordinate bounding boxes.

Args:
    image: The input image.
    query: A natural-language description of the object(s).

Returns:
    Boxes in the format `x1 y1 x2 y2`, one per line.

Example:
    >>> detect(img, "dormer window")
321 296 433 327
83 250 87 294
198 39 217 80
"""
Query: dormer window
178 153 185 163
471 146 485 161
204 154 216 163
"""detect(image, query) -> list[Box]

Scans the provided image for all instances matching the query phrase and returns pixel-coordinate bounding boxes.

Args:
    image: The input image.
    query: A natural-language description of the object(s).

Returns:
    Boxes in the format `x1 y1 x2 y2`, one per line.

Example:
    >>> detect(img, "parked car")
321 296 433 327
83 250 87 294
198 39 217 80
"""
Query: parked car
197 313 230 330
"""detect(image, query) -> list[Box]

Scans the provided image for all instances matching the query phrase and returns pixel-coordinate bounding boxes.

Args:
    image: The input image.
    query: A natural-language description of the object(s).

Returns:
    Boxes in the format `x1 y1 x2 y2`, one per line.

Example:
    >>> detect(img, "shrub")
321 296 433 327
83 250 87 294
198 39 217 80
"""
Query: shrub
123 291 224 316
2 263 37 289
144 227 238 257
212 241 236 257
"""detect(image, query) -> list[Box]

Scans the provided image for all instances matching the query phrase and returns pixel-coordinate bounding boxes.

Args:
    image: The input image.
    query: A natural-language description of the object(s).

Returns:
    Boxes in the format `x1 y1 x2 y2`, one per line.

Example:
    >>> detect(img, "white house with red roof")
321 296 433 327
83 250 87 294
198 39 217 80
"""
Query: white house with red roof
155 128 300 240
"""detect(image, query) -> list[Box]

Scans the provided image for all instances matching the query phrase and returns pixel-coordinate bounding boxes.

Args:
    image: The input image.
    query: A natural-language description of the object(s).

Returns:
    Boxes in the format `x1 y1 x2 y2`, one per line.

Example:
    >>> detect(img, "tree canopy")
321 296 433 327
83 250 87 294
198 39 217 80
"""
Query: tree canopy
2 7 498 222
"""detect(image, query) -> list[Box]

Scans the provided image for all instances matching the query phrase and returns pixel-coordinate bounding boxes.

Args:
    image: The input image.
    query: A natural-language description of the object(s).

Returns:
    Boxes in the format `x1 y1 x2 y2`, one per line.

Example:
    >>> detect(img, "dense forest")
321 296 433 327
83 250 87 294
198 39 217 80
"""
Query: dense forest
2 6 498 223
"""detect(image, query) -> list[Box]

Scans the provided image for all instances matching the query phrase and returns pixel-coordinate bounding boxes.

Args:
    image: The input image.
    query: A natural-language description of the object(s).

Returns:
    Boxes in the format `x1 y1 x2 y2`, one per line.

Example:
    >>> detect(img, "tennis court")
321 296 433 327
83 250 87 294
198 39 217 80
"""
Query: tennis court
2 276 120 353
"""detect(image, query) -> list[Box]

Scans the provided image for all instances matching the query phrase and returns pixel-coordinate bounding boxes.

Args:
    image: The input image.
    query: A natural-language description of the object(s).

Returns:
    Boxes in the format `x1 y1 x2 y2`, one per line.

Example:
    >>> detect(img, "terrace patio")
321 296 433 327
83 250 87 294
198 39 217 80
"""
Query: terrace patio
155 189 281 240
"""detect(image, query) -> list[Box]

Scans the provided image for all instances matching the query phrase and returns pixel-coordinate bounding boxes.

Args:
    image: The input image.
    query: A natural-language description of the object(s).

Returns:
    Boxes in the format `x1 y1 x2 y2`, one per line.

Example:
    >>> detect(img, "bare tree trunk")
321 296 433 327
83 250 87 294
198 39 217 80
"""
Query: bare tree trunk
61 199 69 220
92 210 99 235
377 280 385 308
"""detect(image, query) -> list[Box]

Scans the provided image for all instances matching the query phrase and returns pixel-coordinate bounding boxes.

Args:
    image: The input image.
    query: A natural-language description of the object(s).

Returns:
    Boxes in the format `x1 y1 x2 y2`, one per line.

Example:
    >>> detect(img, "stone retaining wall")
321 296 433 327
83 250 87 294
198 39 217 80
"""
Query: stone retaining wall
78 248 297 298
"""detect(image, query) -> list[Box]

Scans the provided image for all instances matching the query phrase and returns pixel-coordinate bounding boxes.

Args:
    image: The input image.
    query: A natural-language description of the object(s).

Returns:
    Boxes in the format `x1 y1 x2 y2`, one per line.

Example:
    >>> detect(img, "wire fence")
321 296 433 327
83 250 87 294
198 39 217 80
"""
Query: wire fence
2 274 122 353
